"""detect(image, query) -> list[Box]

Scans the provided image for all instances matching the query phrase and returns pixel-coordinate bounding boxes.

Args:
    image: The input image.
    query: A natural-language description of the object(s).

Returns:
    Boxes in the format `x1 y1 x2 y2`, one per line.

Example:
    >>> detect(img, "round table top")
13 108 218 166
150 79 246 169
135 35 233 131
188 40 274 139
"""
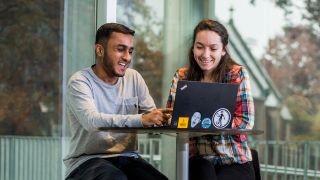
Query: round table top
98 127 264 136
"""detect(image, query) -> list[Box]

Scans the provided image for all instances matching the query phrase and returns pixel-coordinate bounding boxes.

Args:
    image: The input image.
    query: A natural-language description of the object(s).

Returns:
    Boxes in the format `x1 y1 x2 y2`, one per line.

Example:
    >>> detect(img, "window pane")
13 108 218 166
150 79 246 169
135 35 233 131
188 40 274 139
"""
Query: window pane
0 1 96 179
117 0 165 106
0 0 64 136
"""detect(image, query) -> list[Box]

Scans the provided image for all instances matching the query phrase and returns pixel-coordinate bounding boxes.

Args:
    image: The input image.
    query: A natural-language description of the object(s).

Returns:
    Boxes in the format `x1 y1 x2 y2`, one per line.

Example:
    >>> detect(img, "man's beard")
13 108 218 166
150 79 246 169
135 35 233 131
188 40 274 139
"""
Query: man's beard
102 52 125 77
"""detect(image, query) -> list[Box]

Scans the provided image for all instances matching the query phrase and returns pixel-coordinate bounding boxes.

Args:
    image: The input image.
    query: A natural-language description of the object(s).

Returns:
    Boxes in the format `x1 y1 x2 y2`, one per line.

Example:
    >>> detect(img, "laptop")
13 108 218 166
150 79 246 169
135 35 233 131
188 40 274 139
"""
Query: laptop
170 80 239 130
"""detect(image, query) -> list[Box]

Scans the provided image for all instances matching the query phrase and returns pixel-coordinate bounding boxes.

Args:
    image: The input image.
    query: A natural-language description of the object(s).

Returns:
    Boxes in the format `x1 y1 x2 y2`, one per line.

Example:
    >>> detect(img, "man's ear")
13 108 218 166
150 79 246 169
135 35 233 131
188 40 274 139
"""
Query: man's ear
95 44 104 57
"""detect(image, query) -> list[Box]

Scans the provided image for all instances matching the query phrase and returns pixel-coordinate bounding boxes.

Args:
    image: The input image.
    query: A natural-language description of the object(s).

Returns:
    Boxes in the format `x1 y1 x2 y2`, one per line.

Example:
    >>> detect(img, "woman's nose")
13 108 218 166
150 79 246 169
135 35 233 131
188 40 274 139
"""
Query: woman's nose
202 48 211 58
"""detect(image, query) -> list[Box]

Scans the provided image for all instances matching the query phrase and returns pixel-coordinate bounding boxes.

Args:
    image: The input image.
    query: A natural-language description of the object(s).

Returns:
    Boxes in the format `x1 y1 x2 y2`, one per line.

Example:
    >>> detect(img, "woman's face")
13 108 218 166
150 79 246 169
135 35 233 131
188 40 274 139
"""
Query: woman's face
192 30 226 74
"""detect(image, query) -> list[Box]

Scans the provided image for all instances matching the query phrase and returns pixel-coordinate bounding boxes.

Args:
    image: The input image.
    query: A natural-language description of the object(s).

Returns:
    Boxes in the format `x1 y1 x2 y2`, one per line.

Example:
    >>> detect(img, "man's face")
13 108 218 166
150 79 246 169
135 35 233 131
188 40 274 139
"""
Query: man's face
101 32 134 77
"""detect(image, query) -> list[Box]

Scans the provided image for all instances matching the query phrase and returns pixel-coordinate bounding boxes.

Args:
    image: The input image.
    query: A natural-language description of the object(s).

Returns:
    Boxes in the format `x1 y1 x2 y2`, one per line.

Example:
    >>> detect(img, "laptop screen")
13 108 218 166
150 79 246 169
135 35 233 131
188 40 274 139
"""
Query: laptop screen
170 80 238 130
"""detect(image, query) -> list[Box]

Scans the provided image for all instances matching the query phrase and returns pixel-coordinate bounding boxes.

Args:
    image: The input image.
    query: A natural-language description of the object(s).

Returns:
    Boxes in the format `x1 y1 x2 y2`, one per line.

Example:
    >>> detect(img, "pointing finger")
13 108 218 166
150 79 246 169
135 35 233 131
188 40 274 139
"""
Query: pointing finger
160 108 173 114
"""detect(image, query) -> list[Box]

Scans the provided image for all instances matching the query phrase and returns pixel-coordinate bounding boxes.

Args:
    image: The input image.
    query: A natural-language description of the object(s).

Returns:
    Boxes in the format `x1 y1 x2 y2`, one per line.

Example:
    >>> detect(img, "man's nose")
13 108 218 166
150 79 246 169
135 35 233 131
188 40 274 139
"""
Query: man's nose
123 51 132 61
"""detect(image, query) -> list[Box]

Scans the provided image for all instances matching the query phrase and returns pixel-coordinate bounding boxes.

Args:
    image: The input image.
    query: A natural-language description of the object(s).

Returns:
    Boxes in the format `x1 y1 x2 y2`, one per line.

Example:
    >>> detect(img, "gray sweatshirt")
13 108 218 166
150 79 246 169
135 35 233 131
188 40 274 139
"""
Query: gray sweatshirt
63 67 156 178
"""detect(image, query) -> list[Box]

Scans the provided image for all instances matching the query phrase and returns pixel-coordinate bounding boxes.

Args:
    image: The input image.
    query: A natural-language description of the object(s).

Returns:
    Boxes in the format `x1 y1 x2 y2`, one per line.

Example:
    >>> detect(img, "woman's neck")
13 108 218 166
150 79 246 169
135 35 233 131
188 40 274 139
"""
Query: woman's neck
201 71 215 83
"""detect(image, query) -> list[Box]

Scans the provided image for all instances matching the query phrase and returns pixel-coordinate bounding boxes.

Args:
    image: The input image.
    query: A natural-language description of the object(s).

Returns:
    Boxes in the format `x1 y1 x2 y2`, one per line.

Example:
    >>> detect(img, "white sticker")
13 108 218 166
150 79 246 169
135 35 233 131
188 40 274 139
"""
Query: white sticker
191 112 201 128
212 108 231 129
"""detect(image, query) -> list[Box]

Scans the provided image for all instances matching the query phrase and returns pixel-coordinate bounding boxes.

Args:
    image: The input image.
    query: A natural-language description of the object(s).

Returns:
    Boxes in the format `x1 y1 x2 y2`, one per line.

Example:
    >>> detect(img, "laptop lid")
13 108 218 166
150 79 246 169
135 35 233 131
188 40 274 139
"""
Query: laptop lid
170 80 238 130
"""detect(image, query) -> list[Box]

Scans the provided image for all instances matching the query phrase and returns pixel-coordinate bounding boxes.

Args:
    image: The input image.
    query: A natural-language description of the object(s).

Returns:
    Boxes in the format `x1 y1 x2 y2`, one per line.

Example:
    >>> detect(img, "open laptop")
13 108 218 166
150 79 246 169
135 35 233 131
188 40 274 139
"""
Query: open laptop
170 80 239 130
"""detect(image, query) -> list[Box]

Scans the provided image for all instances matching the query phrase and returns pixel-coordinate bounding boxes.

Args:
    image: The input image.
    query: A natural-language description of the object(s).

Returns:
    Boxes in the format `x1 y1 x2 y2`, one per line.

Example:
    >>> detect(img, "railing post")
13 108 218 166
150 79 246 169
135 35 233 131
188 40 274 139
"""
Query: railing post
283 142 288 180
273 141 279 180
314 142 320 180
303 142 309 180
9 137 15 180
264 141 269 180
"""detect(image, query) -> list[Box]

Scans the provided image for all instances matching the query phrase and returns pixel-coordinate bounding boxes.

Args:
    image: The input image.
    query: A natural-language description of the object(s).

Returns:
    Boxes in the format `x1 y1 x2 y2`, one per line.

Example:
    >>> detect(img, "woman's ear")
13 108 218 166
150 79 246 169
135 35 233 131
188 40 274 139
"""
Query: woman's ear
95 44 104 57
222 47 226 56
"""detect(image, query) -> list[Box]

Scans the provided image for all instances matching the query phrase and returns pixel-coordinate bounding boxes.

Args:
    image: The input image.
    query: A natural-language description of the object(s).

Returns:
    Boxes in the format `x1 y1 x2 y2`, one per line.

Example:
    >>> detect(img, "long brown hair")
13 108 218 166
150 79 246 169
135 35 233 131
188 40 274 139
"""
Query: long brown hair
187 19 238 82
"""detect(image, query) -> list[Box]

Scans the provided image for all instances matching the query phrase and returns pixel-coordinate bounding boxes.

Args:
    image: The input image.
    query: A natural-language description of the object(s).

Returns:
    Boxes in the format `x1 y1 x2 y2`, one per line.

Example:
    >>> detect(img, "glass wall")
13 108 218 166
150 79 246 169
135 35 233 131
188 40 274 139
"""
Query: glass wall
0 0 96 136
0 0 96 179
0 0 64 137
1 0 319 179
61 0 97 177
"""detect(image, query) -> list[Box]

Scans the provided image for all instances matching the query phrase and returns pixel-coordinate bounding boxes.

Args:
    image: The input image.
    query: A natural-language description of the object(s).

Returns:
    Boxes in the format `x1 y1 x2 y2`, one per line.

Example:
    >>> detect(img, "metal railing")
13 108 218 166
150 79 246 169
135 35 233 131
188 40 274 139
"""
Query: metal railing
1 135 320 180
0 136 63 180
250 141 320 180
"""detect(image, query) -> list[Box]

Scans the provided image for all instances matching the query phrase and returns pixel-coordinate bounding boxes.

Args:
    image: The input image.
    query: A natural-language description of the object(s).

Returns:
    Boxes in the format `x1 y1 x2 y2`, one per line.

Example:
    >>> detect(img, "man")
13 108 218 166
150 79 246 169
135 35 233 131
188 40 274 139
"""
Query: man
64 23 171 180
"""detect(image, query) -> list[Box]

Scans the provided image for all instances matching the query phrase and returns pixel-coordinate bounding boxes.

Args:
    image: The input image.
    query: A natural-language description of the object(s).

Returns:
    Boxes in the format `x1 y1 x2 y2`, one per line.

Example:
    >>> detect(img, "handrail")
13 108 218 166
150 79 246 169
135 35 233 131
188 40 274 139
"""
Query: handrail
1 136 320 180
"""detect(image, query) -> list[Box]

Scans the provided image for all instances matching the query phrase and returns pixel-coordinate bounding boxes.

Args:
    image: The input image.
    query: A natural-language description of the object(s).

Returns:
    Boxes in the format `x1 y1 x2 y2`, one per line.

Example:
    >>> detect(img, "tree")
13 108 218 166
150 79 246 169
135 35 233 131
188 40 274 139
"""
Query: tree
260 26 320 139
0 0 63 136
250 0 320 139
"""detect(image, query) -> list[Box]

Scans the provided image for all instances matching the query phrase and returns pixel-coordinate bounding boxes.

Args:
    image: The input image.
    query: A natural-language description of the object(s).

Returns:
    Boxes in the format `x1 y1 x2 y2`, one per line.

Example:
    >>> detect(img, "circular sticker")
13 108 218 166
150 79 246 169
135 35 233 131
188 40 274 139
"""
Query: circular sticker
191 112 201 128
212 108 231 129
201 118 211 129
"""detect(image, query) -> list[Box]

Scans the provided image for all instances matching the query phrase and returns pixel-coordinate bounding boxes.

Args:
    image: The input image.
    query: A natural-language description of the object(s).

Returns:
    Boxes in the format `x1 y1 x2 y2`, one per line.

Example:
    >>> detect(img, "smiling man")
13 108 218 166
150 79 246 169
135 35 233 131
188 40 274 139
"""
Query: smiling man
64 23 170 180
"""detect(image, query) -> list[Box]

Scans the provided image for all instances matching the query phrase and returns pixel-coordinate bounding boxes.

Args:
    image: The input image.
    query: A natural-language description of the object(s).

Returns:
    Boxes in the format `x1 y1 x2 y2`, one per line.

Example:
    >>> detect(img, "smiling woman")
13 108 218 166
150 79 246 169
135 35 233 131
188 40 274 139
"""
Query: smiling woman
193 30 226 81
166 19 255 180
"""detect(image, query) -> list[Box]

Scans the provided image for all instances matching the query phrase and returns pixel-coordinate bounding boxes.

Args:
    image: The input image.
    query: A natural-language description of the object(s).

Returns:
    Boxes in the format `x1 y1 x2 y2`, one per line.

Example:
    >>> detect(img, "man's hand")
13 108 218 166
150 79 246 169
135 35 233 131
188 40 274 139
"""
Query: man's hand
141 108 173 127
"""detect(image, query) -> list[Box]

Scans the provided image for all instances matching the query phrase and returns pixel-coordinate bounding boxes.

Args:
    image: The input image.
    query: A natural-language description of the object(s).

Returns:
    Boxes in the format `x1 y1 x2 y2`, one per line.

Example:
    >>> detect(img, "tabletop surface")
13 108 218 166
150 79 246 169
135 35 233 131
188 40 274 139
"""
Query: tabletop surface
98 127 264 136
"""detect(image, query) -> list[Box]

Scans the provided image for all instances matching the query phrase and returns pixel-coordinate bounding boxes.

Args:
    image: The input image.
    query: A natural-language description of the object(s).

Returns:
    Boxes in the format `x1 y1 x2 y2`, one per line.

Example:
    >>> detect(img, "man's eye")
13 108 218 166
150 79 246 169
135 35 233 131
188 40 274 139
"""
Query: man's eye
117 48 125 52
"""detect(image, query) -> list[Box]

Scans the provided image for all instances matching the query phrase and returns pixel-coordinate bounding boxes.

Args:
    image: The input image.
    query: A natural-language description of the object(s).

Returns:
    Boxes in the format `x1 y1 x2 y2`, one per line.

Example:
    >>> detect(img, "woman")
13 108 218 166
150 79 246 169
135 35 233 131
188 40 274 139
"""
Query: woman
166 19 255 180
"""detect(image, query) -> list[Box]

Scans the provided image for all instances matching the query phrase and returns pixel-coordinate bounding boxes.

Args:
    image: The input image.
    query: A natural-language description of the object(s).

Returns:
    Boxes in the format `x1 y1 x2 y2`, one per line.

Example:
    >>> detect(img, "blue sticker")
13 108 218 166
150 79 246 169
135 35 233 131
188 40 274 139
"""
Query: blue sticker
201 118 211 128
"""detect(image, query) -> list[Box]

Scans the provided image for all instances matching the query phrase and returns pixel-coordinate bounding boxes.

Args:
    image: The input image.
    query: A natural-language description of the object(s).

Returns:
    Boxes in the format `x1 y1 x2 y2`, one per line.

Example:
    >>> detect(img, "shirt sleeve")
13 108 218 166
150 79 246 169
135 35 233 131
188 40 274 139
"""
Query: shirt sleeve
166 70 181 108
135 72 157 113
67 75 145 132
232 67 255 130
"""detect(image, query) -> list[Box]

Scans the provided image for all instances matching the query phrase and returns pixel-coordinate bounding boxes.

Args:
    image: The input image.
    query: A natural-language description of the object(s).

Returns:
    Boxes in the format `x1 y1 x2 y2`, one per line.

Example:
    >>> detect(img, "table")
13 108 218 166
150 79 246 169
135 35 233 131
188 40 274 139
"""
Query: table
98 127 263 180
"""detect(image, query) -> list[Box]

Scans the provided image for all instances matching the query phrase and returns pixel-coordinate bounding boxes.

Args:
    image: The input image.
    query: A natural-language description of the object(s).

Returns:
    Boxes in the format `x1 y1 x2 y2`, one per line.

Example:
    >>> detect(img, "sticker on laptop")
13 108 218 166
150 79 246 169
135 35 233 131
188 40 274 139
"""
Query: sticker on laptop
212 108 231 129
201 118 211 128
191 112 201 128
177 117 189 128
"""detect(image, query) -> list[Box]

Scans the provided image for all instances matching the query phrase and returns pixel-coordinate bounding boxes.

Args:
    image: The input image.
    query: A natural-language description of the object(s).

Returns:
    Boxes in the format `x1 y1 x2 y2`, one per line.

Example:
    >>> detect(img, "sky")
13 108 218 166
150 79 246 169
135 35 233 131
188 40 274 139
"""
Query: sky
215 0 287 59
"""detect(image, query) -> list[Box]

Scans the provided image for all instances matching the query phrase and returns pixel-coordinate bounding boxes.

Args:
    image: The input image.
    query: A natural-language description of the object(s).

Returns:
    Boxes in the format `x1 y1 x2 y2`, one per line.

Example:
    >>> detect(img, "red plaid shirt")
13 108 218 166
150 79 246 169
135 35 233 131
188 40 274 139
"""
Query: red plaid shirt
166 65 255 165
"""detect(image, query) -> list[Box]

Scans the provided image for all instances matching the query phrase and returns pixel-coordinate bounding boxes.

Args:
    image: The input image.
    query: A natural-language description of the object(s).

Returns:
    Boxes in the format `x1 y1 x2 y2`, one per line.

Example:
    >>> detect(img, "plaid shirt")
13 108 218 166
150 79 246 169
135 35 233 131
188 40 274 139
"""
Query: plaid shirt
166 65 255 165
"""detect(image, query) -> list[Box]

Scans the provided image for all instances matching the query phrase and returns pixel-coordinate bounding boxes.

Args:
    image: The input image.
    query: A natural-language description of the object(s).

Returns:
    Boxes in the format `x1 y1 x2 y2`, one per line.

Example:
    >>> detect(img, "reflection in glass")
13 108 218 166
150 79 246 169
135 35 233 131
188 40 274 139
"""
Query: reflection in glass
0 0 64 136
